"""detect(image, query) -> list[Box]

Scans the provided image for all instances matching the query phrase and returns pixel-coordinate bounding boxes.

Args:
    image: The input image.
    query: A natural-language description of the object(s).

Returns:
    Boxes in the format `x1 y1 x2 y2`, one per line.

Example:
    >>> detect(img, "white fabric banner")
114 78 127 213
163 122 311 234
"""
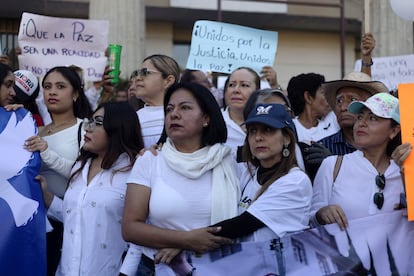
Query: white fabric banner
17 12 109 81
156 211 414 275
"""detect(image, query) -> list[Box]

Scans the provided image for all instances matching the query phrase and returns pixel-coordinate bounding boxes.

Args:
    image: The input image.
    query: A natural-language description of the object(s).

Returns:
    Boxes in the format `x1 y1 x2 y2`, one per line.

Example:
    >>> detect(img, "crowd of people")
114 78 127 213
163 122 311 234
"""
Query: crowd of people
0 31 411 276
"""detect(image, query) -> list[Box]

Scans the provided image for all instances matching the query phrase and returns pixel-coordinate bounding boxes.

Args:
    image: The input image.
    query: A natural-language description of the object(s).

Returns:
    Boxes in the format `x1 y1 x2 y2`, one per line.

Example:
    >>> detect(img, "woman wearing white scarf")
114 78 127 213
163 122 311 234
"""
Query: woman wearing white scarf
122 82 240 275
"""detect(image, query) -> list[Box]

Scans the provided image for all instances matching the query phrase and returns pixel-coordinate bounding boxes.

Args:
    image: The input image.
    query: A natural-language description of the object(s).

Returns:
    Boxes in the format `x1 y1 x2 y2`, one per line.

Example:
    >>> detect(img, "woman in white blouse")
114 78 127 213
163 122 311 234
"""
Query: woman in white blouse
37 102 144 276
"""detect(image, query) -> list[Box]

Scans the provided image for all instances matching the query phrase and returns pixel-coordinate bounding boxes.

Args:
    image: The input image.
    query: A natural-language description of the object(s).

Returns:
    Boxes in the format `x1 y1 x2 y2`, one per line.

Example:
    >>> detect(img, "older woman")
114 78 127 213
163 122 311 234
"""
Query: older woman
122 82 240 275
311 92 403 230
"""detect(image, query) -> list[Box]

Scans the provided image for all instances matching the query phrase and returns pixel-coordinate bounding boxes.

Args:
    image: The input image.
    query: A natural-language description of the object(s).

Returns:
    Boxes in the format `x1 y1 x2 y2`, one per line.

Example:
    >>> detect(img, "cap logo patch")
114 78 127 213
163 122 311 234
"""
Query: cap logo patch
256 105 272 115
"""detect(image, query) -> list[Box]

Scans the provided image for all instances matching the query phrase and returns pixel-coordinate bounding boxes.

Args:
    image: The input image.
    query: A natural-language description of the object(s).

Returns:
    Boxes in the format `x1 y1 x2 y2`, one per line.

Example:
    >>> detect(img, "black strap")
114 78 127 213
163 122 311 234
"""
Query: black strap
77 121 83 149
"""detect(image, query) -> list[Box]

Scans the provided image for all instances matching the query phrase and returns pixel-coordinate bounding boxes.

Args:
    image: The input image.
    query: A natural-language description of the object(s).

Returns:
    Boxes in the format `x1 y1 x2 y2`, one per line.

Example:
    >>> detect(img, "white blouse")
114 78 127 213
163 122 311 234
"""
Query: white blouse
47 154 131 276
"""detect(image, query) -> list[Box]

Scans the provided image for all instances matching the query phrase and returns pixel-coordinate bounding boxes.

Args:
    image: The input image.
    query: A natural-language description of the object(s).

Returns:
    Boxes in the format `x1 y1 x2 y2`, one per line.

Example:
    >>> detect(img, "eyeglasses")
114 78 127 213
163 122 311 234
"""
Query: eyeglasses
131 68 161 78
373 174 385 209
83 116 104 131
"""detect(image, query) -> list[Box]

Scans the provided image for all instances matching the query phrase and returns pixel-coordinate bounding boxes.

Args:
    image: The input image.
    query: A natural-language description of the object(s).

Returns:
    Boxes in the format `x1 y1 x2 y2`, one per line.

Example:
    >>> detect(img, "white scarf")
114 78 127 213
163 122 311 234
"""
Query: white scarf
162 138 240 224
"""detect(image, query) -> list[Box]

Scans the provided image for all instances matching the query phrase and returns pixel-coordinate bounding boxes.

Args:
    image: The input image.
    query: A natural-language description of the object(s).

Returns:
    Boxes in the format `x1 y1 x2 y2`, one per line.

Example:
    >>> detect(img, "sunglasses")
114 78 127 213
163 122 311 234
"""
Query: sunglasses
83 116 104 131
373 174 386 209
131 68 161 78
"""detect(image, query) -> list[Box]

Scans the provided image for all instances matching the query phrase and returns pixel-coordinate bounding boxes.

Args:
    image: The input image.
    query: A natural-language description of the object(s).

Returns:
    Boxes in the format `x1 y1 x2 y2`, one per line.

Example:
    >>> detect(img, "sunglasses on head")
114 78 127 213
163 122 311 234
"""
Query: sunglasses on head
373 174 386 209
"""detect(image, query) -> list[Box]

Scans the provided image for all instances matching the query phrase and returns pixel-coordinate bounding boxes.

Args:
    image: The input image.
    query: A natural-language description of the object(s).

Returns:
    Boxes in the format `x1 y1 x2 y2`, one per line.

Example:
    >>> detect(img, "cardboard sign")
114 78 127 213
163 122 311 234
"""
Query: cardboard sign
18 12 109 81
355 54 414 91
396 83 414 220
186 20 278 74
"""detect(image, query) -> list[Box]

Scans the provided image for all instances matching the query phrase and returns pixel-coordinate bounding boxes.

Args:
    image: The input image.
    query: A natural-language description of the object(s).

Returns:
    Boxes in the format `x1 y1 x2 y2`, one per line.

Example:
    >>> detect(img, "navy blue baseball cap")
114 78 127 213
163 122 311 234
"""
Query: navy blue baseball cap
243 104 294 131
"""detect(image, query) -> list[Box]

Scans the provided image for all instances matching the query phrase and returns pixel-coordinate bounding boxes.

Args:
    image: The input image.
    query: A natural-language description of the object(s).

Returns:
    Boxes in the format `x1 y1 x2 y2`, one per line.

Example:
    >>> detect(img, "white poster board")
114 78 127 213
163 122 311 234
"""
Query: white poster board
186 20 278 74
18 12 109 81
355 54 414 91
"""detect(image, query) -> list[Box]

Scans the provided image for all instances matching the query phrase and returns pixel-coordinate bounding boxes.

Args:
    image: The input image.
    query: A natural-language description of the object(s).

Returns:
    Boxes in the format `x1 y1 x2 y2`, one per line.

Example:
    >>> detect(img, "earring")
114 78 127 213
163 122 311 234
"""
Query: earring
282 144 290 157
203 123 208 127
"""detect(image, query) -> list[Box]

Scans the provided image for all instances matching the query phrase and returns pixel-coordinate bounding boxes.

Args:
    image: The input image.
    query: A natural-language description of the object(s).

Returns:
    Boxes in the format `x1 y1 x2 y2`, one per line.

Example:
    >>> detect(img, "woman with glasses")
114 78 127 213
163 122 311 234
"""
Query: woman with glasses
37 101 144 275
310 93 403 231
23 66 92 275
133 54 180 147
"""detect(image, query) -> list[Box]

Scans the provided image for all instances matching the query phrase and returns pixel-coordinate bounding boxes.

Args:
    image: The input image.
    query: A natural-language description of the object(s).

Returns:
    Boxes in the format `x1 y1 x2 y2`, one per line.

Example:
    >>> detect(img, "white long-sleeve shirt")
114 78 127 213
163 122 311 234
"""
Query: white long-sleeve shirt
47 154 131 276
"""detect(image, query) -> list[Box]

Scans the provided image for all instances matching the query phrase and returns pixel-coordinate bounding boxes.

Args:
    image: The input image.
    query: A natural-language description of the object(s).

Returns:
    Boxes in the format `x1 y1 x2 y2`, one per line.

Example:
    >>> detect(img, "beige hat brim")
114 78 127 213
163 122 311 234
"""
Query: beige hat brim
323 80 389 110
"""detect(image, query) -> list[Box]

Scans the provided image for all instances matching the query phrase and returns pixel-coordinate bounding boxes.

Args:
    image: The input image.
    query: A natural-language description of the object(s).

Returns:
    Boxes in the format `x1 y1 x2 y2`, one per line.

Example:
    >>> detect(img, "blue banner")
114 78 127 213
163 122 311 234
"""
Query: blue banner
0 108 46 275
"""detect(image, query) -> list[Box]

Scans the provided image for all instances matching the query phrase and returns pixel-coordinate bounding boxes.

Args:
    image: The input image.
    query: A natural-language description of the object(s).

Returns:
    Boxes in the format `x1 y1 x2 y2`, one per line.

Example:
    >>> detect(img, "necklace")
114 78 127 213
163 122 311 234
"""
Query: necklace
47 118 76 134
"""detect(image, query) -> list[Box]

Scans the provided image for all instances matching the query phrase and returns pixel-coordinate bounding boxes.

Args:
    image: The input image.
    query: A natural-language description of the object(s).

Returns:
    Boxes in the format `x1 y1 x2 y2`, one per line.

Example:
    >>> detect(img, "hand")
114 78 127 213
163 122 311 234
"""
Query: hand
24 135 48 153
34 175 54 208
260 66 278 88
391 142 412 172
0 54 10 66
4 104 24 111
361 32 375 57
316 205 348 231
303 142 332 166
184 226 232 254
139 143 162 156
101 65 115 100
154 248 182 264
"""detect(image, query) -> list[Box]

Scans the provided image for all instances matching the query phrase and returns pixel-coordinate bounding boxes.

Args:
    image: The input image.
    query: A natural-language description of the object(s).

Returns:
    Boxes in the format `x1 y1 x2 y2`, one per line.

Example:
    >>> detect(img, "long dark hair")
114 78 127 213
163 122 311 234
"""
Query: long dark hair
0 63 13 85
68 102 144 183
42 66 93 119
243 127 298 200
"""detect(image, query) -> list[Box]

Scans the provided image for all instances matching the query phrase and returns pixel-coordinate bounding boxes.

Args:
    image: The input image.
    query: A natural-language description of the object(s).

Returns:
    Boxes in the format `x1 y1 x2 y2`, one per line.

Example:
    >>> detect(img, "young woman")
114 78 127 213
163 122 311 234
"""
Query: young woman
37 102 144 275
311 93 403 230
24 66 92 275
122 82 240 275
134 54 180 147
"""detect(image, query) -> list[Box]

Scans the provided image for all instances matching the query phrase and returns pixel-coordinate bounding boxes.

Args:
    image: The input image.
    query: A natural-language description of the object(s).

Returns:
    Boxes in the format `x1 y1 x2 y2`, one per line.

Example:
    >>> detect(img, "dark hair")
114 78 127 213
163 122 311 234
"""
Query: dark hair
387 120 401 157
0 63 13 86
243 127 298 199
287 73 325 116
143 54 180 82
180 69 198 84
69 102 144 183
230 67 261 90
159 82 227 146
42 66 93 118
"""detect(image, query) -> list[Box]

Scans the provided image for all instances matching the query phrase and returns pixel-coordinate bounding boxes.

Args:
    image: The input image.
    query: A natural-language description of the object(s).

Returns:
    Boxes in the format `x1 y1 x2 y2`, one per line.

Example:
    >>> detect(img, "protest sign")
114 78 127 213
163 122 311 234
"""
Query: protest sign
186 20 278 74
18 12 109 81
396 83 414 220
355 54 414 91
156 211 414 275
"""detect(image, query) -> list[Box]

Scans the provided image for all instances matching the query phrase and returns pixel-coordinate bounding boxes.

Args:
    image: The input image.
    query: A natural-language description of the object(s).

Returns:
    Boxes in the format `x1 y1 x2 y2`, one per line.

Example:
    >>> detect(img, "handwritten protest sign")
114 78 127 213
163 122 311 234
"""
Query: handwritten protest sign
354 54 414 91
18 12 109 81
396 83 414 221
186 20 278 74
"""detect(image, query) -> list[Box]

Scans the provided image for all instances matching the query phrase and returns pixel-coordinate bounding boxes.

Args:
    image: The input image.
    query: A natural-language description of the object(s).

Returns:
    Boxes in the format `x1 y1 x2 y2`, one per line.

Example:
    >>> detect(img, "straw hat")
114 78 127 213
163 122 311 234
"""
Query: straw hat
323 72 389 110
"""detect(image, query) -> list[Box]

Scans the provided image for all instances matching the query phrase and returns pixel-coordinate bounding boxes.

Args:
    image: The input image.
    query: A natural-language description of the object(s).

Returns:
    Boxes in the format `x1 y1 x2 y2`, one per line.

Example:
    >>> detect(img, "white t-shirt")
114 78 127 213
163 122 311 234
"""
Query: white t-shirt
47 154 130 276
40 118 84 198
222 107 246 154
238 167 312 241
293 111 340 144
127 150 213 259
310 150 404 226
136 105 164 148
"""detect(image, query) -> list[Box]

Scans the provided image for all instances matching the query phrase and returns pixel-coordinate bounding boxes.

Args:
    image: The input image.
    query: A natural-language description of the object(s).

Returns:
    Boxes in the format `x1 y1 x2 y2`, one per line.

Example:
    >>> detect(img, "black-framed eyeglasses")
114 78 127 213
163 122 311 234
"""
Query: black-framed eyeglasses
83 116 104 131
373 174 386 209
131 68 161 78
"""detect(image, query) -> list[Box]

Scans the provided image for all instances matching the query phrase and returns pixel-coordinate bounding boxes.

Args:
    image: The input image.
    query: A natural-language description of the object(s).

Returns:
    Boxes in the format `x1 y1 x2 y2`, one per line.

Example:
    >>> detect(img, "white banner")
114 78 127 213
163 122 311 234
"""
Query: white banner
17 12 109 81
355 54 414 91
157 211 414 275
